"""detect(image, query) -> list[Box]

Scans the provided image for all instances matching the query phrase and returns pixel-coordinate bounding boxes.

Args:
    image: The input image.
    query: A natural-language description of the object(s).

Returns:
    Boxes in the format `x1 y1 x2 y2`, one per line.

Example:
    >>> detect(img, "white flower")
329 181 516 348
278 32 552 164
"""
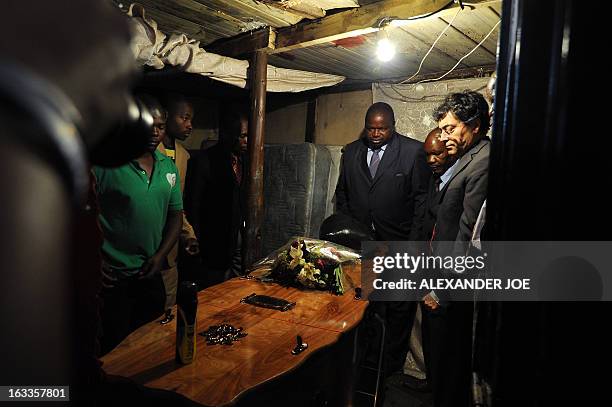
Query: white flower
289 244 302 258
289 241 305 269
296 262 325 289
290 257 305 270
297 264 314 287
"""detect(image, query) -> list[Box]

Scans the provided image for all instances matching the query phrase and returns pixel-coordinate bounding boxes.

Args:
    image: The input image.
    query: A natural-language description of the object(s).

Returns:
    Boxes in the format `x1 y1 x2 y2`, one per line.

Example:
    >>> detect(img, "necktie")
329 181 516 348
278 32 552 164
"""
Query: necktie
369 149 381 178
434 177 442 193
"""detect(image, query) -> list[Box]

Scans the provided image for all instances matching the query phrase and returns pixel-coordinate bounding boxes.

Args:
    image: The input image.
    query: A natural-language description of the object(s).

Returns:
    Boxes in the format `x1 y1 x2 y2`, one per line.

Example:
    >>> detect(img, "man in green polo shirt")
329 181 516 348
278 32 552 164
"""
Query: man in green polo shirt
94 95 183 355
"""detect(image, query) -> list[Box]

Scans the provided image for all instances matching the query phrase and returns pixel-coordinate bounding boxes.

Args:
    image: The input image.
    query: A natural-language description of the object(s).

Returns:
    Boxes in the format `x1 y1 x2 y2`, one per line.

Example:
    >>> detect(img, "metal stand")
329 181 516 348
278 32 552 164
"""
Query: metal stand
355 312 386 407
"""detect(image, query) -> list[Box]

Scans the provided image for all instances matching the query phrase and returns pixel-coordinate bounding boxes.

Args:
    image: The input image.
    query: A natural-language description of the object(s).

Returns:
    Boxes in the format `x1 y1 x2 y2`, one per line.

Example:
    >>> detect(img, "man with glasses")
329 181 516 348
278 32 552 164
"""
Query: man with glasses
422 90 491 407
431 91 491 250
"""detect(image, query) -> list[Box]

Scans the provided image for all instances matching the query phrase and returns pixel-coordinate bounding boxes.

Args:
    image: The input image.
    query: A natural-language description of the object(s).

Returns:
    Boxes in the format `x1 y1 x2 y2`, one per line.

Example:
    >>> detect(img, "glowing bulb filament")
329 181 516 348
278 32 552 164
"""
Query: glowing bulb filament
377 38 396 62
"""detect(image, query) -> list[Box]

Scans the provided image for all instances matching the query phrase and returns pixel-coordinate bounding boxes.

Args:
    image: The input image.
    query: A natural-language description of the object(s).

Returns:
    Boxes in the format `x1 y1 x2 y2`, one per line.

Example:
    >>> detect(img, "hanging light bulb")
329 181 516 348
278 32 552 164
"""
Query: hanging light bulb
376 37 396 62
375 17 396 62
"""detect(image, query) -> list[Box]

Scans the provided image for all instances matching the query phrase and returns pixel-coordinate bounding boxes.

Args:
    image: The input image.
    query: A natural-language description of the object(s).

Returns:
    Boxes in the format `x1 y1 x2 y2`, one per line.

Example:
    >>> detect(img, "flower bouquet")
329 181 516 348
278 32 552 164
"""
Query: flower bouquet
248 237 361 295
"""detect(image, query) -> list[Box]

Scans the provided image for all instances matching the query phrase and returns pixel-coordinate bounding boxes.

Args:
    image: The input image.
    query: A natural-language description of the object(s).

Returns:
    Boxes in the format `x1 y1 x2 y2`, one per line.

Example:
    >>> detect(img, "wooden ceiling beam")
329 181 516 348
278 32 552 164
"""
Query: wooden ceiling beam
208 0 498 57
271 0 494 54
206 27 276 58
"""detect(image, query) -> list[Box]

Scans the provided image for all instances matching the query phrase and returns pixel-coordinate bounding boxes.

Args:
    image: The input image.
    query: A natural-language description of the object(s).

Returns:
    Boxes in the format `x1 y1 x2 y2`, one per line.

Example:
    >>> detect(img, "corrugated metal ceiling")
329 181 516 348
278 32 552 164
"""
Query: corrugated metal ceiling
114 0 360 43
269 3 501 82
114 0 501 83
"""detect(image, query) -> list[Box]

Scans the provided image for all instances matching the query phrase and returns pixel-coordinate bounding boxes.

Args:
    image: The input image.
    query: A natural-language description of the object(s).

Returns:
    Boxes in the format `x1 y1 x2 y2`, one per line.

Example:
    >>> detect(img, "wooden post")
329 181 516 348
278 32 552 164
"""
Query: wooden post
244 49 268 268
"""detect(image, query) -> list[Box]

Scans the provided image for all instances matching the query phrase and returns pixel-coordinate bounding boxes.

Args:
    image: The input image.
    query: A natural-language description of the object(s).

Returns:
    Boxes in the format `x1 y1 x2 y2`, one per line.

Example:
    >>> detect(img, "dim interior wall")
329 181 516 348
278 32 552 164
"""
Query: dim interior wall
314 89 373 146
265 102 308 144
324 145 343 218
372 77 490 142
184 98 308 149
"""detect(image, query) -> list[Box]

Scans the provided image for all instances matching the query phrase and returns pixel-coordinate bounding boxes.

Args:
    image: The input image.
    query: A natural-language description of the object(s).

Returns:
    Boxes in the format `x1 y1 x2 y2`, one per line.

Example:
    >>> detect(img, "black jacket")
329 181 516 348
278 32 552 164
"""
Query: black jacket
430 138 490 256
184 145 247 269
334 133 430 241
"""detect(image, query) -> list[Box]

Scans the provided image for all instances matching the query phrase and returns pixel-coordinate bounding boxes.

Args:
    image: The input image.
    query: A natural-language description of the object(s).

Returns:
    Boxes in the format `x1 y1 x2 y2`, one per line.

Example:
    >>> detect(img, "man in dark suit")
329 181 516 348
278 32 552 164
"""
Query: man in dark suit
184 108 248 287
335 102 430 241
421 128 459 309
335 102 430 378
421 128 459 243
422 91 491 407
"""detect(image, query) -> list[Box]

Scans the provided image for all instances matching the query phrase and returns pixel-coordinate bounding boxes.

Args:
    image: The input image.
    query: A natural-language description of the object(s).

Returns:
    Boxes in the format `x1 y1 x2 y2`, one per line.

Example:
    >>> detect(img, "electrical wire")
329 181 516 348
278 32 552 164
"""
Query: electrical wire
374 82 487 103
375 0 455 32
398 7 463 84
402 0 456 22
374 0 461 84
375 83 443 102
372 0 500 102
462 0 502 5
415 19 501 84
377 16 500 101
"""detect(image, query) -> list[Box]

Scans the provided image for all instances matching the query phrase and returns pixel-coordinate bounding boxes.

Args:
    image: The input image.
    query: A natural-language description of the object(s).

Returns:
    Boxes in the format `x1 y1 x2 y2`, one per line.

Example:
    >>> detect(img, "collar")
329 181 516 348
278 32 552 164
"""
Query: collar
462 136 489 156
132 149 166 165
440 159 460 184
368 143 389 153
361 132 395 151
153 149 167 161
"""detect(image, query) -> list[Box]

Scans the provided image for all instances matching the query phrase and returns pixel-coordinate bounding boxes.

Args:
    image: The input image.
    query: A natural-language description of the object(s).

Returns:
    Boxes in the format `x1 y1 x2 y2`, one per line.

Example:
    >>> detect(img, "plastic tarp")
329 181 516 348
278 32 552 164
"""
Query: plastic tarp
128 4 345 93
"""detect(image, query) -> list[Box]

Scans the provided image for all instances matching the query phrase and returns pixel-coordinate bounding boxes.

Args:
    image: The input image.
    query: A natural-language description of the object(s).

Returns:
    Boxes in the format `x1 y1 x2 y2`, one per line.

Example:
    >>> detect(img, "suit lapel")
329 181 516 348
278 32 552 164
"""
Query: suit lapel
357 142 372 185
371 133 398 187
428 176 442 211
437 138 489 203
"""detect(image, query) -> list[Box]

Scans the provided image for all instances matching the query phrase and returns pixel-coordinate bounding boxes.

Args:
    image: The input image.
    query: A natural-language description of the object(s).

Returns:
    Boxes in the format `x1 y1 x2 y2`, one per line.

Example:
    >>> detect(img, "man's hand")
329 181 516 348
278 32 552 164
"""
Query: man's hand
139 254 164 279
423 293 439 310
101 262 118 288
184 237 200 256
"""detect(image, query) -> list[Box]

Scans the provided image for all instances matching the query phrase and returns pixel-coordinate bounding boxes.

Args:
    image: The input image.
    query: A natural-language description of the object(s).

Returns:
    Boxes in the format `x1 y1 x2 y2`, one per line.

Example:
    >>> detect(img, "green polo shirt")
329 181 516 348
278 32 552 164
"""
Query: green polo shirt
93 150 183 277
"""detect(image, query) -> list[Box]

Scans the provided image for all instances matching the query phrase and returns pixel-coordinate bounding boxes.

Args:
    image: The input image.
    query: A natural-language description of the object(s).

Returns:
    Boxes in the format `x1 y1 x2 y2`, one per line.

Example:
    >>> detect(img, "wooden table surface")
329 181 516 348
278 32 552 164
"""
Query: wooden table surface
101 263 367 406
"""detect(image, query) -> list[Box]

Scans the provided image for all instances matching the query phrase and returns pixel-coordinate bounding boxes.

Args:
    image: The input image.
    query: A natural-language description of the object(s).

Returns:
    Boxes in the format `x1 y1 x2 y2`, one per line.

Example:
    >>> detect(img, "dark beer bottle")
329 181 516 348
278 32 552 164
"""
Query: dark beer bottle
175 281 198 364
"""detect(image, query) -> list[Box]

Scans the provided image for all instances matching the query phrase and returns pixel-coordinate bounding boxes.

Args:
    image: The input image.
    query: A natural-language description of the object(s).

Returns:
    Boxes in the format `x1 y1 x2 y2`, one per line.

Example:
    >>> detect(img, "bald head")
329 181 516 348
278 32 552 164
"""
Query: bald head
424 128 443 147
364 102 395 149
424 128 454 175
366 102 396 122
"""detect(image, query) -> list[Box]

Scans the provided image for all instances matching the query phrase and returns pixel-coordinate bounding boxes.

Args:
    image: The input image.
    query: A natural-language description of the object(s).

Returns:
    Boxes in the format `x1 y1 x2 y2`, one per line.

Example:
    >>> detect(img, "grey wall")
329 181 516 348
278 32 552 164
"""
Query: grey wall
372 77 491 141
265 102 308 144
313 89 373 146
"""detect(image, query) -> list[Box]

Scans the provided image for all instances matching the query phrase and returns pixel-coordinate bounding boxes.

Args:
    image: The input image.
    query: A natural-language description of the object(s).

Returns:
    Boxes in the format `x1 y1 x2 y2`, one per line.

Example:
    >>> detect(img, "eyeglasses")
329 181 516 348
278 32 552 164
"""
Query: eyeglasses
438 123 465 140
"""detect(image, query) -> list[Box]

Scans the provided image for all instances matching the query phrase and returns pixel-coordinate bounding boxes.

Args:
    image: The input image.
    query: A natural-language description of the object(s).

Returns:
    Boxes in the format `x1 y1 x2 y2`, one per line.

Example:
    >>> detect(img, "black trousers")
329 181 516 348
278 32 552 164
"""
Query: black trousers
99 273 165 356
422 301 474 407
199 228 244 288
363 301 417 377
